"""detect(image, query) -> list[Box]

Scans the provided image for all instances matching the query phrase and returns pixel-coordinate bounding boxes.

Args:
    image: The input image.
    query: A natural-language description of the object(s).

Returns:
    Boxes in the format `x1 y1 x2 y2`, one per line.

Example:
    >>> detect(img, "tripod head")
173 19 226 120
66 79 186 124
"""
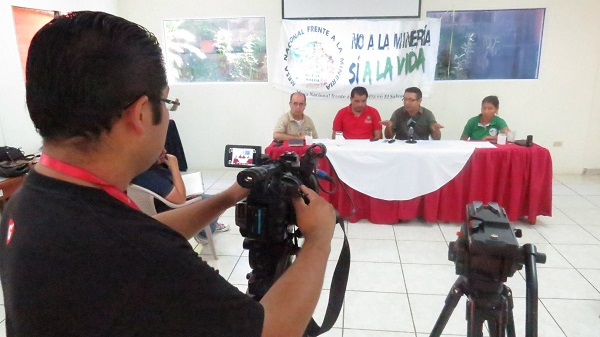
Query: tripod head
449 202 546 286
432 201 547 337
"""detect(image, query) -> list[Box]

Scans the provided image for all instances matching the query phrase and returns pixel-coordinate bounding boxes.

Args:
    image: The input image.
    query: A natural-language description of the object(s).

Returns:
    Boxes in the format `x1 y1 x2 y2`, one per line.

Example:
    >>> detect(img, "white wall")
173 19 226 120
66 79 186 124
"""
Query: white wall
421 0 600 173
0 0 118 154
1 0 599 173
119 0 600 173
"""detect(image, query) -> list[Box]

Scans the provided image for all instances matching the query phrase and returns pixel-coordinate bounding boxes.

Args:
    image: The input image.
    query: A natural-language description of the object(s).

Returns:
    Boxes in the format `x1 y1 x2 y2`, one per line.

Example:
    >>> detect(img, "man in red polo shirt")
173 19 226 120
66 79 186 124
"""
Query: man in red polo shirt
332 86 382 139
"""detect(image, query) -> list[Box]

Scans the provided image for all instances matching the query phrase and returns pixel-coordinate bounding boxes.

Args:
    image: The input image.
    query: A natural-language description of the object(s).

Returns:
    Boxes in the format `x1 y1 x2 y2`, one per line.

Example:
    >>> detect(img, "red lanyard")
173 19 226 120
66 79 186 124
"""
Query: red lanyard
39 154 141 211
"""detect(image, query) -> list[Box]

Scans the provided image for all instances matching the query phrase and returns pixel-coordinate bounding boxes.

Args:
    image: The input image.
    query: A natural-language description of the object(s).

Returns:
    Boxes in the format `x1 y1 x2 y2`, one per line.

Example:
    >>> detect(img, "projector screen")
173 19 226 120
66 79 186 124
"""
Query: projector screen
282 0 421 19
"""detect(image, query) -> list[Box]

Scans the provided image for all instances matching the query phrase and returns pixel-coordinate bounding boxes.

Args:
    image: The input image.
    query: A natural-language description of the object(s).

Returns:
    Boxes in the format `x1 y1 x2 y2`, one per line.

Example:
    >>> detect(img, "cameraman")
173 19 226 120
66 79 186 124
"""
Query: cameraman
0 11 336 337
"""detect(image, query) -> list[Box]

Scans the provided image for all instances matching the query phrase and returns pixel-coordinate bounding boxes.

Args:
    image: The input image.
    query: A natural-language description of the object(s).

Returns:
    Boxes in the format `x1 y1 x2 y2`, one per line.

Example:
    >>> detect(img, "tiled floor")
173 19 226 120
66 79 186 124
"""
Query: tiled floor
2 170 600 336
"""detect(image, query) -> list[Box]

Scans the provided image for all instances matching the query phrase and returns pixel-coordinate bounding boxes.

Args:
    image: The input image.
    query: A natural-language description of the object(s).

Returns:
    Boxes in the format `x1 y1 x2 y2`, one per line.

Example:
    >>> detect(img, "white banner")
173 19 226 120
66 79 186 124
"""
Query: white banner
274 19 441 99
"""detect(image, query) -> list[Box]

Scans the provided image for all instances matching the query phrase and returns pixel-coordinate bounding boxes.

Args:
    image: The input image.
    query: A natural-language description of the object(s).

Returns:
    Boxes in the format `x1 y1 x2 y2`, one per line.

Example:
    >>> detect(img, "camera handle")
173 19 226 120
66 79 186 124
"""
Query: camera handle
523 244 545 337
304 215 350 337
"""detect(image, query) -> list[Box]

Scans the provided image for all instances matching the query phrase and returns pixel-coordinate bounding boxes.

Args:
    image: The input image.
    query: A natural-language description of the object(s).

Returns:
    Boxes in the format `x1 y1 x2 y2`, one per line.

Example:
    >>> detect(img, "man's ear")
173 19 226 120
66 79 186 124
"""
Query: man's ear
122 95 150 134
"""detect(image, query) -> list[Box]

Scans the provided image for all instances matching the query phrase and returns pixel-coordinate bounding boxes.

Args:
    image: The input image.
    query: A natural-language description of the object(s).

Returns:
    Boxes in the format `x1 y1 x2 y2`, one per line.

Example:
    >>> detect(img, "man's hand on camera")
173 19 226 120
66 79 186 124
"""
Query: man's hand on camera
223 182 250 204
292 185 336 242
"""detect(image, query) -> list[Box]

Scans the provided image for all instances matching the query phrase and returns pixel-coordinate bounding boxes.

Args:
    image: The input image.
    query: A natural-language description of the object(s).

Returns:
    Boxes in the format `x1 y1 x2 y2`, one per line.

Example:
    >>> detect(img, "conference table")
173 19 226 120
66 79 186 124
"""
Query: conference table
265 139 552 224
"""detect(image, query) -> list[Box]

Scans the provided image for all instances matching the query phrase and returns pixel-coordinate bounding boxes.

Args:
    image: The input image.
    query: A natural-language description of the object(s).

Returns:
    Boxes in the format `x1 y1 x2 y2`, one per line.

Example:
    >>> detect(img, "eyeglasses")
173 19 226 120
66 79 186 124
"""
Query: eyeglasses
402 97 418 102
122 96 181 112
291 102 306 107
161 98 180 112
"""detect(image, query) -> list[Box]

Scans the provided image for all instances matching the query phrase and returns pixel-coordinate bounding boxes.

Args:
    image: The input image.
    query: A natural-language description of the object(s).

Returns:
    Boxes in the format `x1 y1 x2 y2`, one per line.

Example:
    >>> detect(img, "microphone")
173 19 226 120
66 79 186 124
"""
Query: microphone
316 169 334 182
406 125 417 144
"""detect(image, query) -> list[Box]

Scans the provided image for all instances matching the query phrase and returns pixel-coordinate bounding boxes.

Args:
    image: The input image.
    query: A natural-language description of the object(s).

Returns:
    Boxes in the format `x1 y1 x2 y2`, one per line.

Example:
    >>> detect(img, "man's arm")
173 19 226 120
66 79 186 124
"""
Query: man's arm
430 123 443 140
162 154 186 204
372 110 383 139
331 110 344 139
306 118 319 138
273 114 301 141
273 132 304 141
381 121 393 139
260 186 336 337
426 109 443 140
153 183 248 238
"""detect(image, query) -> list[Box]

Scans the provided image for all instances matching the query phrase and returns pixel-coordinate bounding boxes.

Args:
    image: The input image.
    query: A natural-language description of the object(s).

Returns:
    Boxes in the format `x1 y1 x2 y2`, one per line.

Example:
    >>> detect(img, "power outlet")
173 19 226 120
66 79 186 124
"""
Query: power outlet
553 141 563 147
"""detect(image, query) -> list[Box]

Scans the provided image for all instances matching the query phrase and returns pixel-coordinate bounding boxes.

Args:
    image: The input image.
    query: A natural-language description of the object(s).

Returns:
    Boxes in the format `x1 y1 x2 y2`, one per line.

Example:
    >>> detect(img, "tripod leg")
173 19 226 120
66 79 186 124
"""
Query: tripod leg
430 277 467 337
467 298 485 337
488 317 507 337
485 286 512 337
504 286 516 337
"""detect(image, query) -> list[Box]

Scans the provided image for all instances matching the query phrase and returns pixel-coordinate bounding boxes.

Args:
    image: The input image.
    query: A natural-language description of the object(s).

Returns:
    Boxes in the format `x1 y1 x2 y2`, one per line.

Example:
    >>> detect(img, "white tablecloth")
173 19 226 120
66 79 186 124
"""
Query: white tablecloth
316 139 497 201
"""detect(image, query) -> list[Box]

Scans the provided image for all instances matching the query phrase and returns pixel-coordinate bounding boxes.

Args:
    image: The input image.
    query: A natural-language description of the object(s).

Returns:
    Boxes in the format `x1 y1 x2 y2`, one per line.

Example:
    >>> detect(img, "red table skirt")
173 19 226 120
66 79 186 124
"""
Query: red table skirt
266 142 553 224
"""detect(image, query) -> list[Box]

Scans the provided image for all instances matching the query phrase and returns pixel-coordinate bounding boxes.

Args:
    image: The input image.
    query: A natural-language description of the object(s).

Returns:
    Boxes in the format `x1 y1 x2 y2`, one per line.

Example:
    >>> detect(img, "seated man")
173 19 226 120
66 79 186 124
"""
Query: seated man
273 92 318 140
381 87 444 140
332 86 382 139
132 149 229 243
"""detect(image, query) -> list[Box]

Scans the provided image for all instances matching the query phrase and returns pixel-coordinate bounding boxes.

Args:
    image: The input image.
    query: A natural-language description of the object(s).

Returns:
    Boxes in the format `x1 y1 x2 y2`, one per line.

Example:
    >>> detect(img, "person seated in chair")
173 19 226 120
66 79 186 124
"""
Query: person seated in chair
381 87 444 140
460 95 510 141
273 92 318 141
132 149 229 243
332 86 382 140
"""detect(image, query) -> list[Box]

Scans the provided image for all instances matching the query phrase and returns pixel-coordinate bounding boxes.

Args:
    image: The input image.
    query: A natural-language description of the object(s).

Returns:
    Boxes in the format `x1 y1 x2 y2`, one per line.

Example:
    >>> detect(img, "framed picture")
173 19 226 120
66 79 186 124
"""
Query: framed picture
427 9 545 80
163 17 267 83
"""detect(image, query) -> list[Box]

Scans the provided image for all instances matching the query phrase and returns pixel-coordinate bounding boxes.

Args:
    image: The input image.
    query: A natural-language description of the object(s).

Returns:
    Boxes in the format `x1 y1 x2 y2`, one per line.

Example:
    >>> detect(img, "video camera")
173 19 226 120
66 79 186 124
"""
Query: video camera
223 143 350 336
224 143 326 243
224 143 329 302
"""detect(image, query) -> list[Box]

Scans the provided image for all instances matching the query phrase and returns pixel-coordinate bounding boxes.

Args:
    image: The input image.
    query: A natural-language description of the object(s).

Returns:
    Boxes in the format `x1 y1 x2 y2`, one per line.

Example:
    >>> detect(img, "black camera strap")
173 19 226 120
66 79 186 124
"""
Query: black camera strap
304 217 350 336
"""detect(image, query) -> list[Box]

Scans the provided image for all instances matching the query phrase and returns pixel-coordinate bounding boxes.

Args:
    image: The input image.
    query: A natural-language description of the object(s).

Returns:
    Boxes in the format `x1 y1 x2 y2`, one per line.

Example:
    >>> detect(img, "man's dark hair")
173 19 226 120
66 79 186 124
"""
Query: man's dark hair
404 87 422 100
26 11 167 143
482 95 500 109
350 86 368 98
289 92 306 103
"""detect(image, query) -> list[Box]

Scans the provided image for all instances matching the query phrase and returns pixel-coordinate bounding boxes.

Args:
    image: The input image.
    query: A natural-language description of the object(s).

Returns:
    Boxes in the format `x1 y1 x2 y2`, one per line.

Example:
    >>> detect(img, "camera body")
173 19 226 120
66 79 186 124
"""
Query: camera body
224 144 325 243
449 201 523 283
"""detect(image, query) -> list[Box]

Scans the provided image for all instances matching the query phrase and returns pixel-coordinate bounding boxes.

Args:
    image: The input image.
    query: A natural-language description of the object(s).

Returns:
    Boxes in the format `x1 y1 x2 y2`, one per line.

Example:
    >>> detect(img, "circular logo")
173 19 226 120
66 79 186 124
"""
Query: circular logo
285 30 344 90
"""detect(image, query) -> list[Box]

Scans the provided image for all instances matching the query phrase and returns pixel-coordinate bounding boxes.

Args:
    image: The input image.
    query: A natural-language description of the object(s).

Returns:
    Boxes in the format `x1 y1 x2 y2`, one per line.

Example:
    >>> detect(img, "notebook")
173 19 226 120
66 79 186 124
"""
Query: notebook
288 139 305 147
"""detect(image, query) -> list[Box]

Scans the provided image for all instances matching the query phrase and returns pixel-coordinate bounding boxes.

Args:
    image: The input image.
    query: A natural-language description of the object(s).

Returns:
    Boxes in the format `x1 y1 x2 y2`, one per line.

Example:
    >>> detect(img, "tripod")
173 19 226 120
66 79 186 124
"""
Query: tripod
244 239 296 301
430 243 545 337
430 275 516 337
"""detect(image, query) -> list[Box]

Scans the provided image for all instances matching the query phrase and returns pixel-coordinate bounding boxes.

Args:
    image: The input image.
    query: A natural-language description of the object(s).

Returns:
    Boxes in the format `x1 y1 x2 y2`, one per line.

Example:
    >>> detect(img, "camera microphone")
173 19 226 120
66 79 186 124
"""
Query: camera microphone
316 169 334 182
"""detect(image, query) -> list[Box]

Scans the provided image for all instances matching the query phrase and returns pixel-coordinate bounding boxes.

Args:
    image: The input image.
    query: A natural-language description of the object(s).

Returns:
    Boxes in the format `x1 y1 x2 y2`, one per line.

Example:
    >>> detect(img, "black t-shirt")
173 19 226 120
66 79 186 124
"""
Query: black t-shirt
0 170 263 336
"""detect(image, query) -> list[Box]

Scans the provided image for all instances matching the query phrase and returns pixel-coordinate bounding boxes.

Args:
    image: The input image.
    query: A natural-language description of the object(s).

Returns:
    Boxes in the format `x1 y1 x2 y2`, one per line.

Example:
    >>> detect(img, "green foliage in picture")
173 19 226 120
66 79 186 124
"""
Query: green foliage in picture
164 17 268 82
